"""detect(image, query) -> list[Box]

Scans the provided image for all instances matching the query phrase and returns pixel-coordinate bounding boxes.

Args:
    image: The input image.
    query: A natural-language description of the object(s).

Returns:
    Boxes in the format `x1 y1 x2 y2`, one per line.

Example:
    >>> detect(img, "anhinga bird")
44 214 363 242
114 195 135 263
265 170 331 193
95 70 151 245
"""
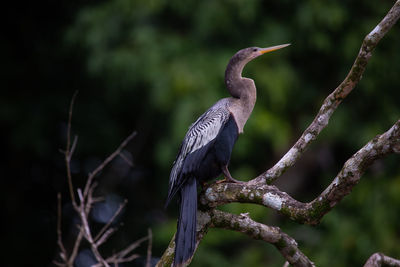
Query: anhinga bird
165 44 290 266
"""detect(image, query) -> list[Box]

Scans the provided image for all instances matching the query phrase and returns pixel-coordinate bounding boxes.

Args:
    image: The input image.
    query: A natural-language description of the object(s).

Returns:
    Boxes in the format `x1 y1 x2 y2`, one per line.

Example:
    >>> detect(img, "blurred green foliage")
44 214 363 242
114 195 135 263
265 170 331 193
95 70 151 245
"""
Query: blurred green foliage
3 0 400 266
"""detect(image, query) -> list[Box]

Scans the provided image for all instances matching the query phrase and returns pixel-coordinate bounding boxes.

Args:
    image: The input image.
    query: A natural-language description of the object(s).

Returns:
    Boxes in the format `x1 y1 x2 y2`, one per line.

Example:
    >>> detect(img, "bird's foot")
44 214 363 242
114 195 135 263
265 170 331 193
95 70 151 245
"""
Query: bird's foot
217 165 244 184
216 176 243 184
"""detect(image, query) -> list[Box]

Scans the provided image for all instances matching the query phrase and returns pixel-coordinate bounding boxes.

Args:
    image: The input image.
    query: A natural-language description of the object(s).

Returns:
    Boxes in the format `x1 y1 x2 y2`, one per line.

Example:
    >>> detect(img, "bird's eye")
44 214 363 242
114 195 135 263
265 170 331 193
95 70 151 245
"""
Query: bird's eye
253 48 257 52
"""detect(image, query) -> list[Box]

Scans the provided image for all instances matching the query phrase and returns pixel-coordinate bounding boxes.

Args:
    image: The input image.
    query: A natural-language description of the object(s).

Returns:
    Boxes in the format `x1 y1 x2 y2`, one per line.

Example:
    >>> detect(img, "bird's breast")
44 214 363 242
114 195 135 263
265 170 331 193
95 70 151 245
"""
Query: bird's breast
227 100 254 134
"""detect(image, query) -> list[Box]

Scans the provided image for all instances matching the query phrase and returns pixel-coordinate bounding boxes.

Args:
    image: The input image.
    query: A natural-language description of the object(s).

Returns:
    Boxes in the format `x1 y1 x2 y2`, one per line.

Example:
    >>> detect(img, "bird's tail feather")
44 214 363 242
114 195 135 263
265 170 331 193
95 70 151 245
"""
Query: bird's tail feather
174 177 197 267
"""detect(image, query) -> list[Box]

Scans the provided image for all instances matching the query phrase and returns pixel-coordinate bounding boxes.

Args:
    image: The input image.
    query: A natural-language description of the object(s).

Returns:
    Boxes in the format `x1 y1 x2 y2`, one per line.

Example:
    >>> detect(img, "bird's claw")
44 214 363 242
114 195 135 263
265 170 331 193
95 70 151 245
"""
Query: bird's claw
216 176 243 184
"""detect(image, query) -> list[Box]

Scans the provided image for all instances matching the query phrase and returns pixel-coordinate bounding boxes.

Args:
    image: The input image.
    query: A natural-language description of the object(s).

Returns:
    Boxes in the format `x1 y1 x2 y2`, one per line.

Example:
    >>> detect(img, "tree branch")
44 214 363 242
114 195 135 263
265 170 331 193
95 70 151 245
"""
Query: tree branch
364 252 400 267
210 210 315 267
201 119 400 224
250 0 400 185
157 209 315 267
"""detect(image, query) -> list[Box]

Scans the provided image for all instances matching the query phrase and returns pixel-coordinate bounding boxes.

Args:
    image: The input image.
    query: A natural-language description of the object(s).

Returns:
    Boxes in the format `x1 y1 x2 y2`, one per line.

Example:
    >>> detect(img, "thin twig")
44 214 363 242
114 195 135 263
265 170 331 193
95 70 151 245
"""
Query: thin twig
94 199 128 243
77 190 91 240
56 193 68 262
119 253 140 262
65 91 79 206
95 227 118 247
93 235 148 267
118 151 134 167
84 182 98 215
68 228 84 266
146 228 153 267
69 135 79 161
83 131 137 198
93 254 141 267
76 188 110 266
114 235 149 259
90 246 110 267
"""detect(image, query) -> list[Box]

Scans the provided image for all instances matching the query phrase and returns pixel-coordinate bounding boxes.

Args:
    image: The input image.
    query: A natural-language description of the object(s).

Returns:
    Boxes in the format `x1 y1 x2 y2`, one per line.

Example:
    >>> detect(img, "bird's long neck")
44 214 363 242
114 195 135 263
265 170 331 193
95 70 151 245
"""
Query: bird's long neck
224 55 257 133
225 56 249 98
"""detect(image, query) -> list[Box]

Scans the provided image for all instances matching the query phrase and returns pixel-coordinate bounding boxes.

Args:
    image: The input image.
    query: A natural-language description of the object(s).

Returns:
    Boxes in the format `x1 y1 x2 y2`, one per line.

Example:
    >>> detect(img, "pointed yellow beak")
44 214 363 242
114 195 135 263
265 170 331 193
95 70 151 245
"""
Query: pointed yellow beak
260 43 291 54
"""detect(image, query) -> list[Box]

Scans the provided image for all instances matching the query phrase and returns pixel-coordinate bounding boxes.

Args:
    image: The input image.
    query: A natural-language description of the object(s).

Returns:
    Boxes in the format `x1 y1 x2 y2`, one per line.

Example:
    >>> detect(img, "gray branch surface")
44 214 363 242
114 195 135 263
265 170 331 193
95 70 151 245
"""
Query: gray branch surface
159 1 400 266
201 119 400 225
363 252 400 267
209 210 315 267
157 210 315 267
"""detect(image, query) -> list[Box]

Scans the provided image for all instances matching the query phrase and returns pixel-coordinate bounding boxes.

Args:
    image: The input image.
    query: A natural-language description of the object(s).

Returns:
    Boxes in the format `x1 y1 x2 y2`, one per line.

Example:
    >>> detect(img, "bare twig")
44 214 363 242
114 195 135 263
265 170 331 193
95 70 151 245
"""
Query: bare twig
68 228 84 266
146 228 153 267
84 182 98 215
69 135 79 161
76 189 110 266
364 252 400 267
55 92 142 266
116 235 149 259
65 91 79 206
83 130 137 198
94 253 141 267
95 227 118 247
56 193 67 262
94 199 128 244
96 235 149 266
250 0 400 185
119 151 134 167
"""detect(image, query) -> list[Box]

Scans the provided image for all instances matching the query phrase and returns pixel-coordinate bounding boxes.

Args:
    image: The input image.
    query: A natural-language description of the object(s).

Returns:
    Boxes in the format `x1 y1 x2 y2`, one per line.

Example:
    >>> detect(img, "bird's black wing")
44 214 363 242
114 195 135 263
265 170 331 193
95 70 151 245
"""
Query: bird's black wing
166 101 230 206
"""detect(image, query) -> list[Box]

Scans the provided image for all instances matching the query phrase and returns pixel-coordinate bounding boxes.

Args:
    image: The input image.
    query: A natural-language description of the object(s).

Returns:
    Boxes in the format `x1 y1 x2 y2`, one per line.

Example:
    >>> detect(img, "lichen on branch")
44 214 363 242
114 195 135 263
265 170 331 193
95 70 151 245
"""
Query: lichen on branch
202 119 400 225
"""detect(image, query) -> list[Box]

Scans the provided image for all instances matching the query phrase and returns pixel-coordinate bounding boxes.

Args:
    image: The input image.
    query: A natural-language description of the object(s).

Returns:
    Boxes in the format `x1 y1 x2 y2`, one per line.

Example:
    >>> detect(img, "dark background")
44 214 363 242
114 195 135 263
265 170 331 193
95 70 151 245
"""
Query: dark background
2 0 400 266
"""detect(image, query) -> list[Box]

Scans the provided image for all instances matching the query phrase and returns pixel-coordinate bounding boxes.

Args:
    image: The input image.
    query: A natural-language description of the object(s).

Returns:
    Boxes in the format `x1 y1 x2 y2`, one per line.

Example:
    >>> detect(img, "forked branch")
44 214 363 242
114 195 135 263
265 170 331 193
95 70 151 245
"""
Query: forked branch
201 119 400 224
159 1 400 266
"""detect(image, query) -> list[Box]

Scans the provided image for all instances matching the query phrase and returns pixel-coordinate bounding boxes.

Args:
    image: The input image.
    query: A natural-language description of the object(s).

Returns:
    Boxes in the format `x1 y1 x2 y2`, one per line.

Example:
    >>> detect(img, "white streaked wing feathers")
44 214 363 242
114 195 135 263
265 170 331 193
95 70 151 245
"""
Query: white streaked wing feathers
168 101 230 195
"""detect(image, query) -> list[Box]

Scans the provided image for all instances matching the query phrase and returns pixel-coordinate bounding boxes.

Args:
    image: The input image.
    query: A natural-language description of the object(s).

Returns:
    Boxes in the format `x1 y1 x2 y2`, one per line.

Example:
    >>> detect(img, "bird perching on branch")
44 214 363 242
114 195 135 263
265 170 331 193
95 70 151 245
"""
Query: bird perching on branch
165 44 290 266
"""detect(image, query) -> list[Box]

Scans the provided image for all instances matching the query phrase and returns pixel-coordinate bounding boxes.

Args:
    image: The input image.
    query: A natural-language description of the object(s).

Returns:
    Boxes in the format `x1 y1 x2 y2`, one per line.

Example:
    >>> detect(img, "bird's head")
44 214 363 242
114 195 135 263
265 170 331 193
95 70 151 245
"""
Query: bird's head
235 44 291 63
225 43 291 96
